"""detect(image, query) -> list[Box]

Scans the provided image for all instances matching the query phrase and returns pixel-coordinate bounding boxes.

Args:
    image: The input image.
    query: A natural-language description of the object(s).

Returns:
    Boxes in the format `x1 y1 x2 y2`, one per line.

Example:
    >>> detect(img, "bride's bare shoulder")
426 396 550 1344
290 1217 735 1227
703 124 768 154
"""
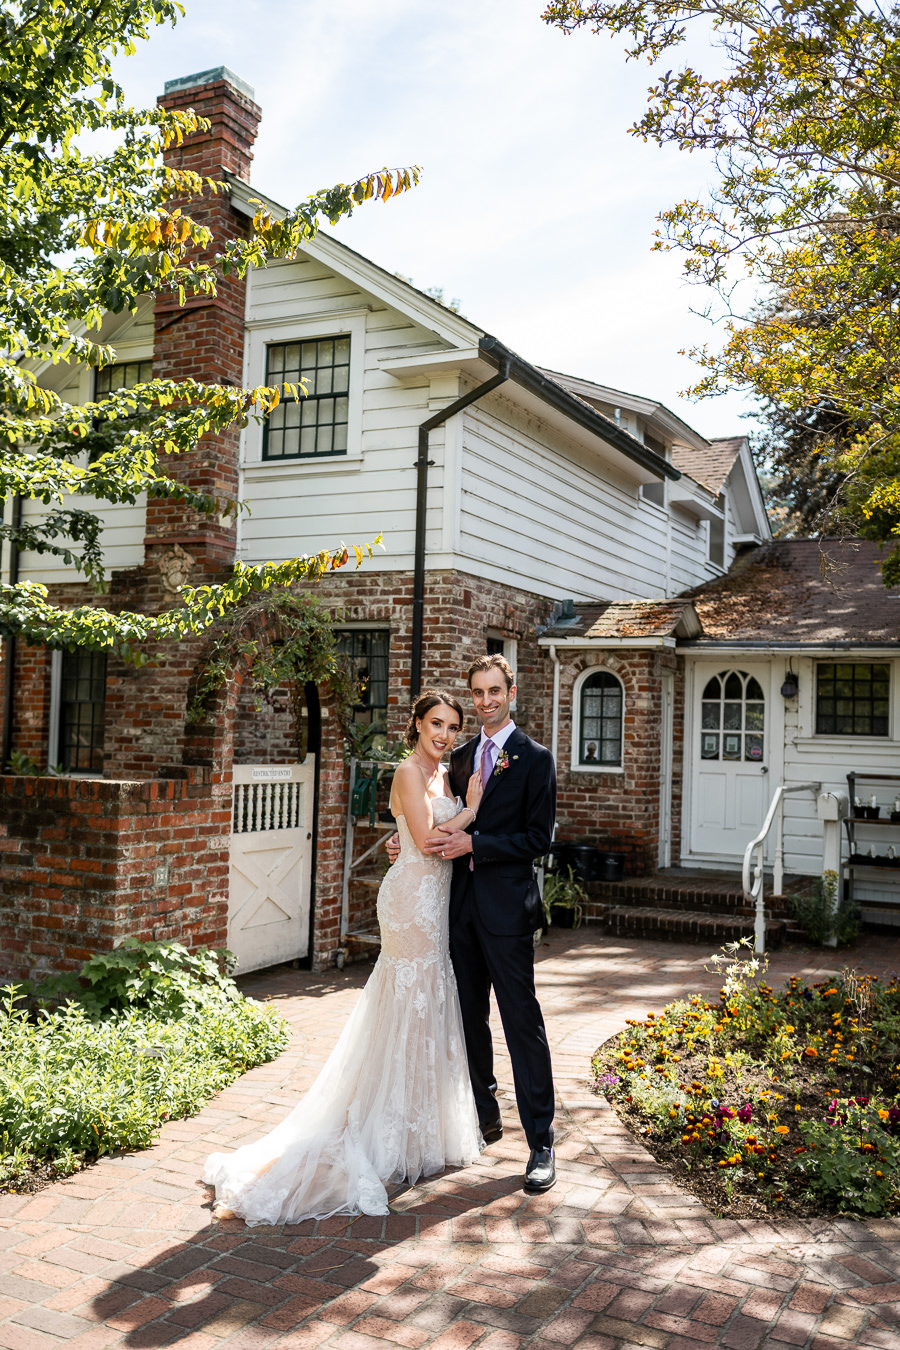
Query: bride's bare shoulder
392 758 422 796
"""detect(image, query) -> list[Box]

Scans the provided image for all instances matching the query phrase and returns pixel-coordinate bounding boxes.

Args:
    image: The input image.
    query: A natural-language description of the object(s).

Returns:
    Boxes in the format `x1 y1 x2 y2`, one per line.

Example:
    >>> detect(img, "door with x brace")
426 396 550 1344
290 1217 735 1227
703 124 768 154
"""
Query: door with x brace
228 761 315 973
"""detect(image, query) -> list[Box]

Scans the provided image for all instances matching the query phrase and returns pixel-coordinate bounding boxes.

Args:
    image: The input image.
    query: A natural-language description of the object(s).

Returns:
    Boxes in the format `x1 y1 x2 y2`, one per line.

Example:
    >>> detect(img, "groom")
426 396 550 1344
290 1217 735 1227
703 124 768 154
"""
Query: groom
424 654 557 1193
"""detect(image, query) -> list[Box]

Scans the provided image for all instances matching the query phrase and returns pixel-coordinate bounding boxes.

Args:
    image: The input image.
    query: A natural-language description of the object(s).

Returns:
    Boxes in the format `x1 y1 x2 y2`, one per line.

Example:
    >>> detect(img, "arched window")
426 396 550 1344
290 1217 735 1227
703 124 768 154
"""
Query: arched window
573 669 624 769
699 670 765 762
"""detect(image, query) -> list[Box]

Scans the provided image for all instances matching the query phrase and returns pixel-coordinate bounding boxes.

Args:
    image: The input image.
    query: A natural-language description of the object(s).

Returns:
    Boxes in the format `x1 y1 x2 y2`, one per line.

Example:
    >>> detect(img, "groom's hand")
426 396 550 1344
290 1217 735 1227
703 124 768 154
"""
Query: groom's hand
384 832 400 864
424 827 473 859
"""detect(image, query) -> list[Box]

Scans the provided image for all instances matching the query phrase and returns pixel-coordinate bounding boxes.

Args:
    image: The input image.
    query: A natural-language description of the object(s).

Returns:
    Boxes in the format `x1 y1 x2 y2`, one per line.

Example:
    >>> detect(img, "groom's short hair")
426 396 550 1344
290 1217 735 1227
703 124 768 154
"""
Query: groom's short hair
466 653 514 691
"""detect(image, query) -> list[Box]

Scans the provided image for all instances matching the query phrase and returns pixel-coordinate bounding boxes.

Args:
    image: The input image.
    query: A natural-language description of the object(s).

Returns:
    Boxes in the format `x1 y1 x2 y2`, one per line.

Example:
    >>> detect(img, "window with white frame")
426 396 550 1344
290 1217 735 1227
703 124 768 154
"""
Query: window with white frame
263 336 350 459
572 668 624 769
815 662 890 736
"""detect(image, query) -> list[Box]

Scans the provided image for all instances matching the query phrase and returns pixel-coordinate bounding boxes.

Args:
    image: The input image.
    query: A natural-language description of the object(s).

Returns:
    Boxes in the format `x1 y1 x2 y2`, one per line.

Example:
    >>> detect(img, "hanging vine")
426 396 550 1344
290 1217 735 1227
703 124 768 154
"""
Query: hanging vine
186 592 358 758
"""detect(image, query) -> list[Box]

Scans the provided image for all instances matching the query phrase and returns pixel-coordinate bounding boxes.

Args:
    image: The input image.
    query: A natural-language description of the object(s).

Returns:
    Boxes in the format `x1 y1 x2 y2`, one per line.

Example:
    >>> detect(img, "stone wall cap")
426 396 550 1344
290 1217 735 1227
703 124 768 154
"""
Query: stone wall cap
163 67 255 100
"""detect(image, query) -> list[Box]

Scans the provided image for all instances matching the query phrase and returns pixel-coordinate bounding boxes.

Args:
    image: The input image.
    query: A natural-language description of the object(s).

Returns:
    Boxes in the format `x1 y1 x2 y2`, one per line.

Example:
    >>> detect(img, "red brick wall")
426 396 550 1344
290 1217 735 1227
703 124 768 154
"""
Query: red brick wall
233 681 299 765
0 768 230 983
292 566 557 964
550 648 684 876
147 73 261 568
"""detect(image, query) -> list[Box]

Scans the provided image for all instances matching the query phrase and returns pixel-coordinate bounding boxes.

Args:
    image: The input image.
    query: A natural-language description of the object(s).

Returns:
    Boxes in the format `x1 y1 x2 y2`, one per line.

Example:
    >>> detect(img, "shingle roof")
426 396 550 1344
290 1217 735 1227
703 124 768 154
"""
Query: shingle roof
540 599 701 642
684 538 900 645
671 438 744 493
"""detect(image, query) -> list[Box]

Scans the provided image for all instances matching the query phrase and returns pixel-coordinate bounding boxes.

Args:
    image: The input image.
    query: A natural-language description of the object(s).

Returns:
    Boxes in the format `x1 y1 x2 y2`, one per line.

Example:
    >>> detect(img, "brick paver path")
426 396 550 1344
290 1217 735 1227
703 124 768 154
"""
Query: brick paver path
3 928 900 1349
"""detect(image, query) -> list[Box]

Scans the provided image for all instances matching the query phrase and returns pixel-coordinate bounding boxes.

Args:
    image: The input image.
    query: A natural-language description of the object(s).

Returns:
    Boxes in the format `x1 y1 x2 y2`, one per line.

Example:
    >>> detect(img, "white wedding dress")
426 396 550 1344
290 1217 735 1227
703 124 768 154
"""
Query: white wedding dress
203 795 482 1224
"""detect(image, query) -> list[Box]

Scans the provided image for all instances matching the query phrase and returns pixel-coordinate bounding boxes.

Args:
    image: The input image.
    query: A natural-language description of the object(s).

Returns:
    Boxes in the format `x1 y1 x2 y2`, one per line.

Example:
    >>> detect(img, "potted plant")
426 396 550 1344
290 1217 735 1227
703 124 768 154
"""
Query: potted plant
541 865 586 929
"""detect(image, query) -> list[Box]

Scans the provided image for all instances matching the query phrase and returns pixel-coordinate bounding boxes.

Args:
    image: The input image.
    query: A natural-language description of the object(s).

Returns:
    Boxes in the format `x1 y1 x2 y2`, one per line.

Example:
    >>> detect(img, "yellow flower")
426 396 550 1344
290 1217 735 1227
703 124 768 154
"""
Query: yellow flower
775 1125 790 1134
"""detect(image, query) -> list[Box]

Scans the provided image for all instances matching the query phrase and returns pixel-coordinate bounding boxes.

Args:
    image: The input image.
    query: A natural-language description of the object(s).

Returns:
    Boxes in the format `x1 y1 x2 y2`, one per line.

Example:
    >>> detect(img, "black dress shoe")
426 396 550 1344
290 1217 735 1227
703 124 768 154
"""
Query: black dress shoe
524 1147 556 1193
480 1115 503 1144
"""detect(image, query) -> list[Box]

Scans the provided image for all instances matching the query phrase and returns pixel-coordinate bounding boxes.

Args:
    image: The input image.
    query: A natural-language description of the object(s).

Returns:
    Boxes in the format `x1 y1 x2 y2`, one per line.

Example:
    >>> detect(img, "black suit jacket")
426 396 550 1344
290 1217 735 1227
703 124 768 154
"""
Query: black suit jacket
447 727 556 936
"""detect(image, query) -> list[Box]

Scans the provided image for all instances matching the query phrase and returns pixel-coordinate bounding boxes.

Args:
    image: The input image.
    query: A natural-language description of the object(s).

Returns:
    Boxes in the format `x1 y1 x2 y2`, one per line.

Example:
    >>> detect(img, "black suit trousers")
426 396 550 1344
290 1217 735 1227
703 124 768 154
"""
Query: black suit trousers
449 868 555 1151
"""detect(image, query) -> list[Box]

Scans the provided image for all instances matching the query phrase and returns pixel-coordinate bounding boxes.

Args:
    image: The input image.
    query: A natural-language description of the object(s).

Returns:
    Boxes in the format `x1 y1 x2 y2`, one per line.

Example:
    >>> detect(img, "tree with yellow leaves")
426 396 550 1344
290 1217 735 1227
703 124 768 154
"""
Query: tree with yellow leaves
0 0 417 655
544 0 900 581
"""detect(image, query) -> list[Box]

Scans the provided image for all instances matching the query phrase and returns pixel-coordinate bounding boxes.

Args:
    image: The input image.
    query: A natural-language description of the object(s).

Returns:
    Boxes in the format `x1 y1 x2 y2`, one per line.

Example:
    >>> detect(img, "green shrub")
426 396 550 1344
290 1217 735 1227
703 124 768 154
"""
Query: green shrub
789 870 860 947
0 941 290 1191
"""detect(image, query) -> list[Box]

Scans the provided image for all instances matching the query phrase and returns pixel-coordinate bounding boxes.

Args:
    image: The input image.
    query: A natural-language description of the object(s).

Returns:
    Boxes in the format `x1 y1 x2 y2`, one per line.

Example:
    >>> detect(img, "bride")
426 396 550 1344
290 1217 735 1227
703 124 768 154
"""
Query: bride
203 690 484 1224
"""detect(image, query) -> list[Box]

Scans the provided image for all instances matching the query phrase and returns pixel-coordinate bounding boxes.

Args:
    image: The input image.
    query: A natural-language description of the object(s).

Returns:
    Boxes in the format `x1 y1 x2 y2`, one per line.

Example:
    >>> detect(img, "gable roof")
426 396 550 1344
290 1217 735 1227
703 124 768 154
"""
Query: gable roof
671 438 743 495
682 539 900 647
227 175 680 484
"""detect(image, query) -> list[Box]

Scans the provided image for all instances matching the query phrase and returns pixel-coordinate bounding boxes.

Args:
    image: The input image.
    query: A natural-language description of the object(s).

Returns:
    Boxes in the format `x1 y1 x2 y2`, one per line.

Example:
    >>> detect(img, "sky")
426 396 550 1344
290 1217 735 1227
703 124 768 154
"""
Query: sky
114 0 756 441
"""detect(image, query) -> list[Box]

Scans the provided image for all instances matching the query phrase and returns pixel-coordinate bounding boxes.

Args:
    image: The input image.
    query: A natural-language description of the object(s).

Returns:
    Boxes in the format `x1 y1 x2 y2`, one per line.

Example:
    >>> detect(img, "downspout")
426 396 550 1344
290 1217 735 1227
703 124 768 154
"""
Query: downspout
1 494 21 769
410 356 510 695
549 643 560 766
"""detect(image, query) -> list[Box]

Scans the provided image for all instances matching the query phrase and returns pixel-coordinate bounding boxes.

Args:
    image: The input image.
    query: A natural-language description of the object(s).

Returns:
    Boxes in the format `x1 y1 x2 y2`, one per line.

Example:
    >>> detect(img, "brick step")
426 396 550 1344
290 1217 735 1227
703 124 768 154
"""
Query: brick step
599 904 786 948
585 879 802 921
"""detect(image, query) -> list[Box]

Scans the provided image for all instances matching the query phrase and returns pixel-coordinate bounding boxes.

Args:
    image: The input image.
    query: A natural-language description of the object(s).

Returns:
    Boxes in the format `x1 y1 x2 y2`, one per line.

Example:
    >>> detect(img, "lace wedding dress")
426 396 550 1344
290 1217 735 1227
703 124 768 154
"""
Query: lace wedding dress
203 795 481 1224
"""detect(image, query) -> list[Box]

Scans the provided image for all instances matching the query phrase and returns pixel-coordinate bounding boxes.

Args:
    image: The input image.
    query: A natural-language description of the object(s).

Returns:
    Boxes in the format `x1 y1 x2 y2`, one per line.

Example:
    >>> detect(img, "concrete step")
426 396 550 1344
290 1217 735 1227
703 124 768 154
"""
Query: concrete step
600 904 786 948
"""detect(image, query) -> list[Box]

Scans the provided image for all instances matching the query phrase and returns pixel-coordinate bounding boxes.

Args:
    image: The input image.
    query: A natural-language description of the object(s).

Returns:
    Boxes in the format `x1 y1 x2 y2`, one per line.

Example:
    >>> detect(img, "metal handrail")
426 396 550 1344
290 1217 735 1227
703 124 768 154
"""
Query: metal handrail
743 781 820 954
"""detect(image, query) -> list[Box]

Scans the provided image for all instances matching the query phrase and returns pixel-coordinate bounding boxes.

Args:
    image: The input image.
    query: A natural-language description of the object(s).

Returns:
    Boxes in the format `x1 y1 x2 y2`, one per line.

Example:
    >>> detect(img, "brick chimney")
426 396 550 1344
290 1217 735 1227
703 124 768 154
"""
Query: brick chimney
146 68 262 574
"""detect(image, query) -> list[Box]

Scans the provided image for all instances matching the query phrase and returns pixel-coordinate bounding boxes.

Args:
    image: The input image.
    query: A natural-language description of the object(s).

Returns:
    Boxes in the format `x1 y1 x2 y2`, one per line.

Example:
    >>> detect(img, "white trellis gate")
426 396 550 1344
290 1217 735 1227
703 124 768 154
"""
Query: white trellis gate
228 761 315 973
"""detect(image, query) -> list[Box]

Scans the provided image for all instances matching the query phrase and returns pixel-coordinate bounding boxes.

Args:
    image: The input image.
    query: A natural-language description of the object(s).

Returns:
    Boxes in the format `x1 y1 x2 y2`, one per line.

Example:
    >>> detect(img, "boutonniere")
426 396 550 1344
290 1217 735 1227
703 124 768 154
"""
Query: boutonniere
493 751 511 776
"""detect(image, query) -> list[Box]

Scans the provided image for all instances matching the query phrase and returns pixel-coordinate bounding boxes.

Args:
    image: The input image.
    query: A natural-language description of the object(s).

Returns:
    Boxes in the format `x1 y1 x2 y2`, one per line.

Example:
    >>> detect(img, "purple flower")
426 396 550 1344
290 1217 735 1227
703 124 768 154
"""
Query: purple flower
854 1095 870 1108
737 1104 753 1123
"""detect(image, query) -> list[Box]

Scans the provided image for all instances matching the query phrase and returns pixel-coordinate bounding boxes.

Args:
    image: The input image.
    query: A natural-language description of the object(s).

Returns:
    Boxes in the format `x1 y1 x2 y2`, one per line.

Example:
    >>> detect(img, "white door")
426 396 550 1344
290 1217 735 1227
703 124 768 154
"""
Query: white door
228 761 315 973
689 668 770 861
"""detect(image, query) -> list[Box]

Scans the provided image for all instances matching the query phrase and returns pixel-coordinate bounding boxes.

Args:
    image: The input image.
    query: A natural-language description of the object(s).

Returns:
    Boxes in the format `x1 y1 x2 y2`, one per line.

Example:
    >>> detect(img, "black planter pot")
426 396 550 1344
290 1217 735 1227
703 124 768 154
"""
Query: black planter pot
549 904 577 928
551 841 625 883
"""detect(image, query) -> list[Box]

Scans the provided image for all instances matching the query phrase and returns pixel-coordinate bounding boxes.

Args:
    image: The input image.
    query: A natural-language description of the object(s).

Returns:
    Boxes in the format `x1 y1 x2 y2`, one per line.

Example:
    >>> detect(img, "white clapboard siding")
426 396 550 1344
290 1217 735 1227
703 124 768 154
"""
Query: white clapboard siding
18 302 154 585
776 656 900 895
239 258 449 570
458 396 685 601
18 357 148 585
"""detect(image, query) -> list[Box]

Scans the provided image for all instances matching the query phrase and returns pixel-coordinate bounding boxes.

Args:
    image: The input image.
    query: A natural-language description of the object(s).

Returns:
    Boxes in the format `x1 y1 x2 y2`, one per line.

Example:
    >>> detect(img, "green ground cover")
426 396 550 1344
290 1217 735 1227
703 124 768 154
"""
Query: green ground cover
0 940 289 1192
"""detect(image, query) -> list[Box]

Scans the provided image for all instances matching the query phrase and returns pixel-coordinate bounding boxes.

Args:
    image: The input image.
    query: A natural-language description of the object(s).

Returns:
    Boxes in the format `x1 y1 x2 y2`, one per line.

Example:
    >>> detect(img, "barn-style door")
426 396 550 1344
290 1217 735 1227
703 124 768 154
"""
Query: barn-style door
228 761 315 973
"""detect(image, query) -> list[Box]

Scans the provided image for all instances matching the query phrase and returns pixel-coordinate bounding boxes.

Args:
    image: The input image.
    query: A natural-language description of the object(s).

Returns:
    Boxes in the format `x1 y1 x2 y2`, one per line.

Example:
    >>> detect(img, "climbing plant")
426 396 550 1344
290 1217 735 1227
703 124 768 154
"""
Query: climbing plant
187 592 357 759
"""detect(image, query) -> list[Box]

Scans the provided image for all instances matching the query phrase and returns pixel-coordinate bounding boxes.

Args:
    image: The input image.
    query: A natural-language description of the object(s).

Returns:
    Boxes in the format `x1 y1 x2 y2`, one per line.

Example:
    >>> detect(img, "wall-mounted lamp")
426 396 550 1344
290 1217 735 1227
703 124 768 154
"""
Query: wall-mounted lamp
780 660 799 699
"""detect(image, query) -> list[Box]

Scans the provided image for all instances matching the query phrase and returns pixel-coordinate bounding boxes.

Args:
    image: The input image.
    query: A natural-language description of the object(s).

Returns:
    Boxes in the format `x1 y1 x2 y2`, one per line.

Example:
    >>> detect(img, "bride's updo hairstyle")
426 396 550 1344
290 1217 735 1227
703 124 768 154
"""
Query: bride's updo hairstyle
404 690 465 749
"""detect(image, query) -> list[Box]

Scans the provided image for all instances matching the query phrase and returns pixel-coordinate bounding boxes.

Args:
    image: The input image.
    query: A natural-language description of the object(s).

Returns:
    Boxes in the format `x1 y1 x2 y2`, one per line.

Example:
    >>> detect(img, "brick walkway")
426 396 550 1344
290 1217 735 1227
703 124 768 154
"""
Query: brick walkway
3 928 900 1349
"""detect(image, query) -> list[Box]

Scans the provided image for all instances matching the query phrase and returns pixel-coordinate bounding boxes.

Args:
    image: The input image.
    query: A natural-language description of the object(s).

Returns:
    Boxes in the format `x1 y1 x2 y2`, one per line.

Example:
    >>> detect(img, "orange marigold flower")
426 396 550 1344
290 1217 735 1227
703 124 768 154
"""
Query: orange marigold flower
804 1047 818 1058
775 1126 790 1134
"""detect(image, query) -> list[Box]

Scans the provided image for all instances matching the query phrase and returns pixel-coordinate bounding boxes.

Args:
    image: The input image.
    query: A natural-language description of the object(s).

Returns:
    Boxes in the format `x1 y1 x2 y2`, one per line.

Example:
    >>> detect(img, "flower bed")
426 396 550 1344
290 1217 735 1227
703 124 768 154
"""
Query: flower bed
0 940 290 1194
592 944 900 1217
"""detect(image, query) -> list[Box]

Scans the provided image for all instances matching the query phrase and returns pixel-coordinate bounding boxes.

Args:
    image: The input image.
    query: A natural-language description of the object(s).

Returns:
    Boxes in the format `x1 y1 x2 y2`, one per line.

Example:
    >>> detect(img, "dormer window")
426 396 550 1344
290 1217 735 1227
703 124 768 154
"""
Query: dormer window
708 493 726 566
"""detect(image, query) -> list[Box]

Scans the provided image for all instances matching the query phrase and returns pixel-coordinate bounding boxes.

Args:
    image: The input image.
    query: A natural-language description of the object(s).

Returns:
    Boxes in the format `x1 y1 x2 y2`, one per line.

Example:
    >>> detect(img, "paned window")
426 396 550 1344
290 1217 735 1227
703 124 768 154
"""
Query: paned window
338 630 389 730
263 337 350 459
816 663 890 736
95 359 153 397
699 670 765 762
90 360 153 463
58 650 107 772
578 671 623 767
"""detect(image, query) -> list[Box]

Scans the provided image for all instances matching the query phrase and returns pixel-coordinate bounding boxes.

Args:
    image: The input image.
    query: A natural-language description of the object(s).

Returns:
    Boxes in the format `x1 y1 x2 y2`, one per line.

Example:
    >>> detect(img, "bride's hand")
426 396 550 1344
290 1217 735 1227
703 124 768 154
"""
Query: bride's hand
466 771 484 814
